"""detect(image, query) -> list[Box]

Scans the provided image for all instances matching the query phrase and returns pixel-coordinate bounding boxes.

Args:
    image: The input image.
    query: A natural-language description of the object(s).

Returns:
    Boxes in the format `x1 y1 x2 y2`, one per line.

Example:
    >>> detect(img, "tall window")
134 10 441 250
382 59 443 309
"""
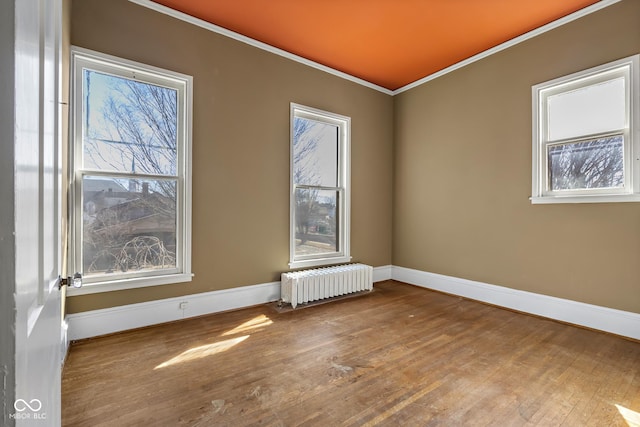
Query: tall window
531 55 639 203
290 104 350 268
70 47 192 293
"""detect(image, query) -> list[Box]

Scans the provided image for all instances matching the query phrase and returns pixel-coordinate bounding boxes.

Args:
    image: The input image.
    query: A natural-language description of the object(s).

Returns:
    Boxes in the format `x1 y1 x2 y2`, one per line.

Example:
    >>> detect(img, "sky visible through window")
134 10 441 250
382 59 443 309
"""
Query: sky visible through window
83 70 178 176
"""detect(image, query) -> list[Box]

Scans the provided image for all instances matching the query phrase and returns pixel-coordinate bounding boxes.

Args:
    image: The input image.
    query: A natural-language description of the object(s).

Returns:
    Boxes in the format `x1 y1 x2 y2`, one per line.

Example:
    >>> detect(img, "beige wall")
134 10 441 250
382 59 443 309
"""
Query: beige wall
67 0 394 313
394 0 640 313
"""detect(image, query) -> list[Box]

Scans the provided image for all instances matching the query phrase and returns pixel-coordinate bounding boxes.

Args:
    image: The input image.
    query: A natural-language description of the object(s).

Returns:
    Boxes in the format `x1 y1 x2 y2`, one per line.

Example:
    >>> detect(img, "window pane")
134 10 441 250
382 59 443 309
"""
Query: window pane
548 77 625 141
548 136 624 191
82 176 177 276
293 117 338 187
83 70 178 175
294 189 338 257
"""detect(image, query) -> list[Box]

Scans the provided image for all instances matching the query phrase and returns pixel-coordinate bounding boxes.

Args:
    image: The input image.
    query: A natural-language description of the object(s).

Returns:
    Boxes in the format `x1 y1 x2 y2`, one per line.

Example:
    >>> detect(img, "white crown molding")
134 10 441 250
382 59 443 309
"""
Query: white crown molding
66 266 391 341
127 0 394 95
392 266 640 341
129 0 621 96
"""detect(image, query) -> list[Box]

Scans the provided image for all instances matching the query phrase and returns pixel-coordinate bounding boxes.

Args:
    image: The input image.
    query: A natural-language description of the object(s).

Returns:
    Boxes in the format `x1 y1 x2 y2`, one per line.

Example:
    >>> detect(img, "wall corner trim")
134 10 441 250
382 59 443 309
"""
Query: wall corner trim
66 266 391 341
392 266 640 341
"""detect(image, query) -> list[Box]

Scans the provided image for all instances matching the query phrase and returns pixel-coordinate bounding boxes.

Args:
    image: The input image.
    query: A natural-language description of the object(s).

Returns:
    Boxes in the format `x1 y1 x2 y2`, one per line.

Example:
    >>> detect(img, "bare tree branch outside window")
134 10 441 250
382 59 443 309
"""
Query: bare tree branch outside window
548 136 624 191
82 70 178 275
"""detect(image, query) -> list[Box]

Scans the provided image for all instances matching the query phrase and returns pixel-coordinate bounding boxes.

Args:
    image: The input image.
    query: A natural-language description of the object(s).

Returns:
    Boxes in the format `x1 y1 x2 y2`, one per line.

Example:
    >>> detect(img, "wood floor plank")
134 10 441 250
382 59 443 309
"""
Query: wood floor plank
62 281 640 426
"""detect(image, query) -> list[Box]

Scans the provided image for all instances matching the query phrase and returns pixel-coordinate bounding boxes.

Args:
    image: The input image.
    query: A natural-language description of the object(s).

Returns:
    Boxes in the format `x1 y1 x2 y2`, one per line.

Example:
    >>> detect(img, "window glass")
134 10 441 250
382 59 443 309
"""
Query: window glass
294 188 338 257
82 176 177 276
547 77 625 141
83 70 178 175
547 136 624 191
293 117 338 187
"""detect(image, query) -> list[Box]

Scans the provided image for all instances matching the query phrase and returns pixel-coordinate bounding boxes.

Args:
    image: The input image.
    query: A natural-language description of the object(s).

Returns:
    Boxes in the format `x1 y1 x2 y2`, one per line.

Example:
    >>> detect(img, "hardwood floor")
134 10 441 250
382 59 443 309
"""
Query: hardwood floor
62 281 640 426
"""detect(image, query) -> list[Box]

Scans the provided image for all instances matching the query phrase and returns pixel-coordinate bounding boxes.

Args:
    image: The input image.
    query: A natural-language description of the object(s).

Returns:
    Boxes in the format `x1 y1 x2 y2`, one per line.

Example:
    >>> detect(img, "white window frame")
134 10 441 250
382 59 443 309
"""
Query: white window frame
69 47 193 294
290 103 351 269
531 54 640 204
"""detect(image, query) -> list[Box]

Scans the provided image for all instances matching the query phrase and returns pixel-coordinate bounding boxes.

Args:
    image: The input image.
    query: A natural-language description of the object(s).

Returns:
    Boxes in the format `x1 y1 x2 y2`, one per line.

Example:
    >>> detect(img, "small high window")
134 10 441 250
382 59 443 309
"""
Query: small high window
70 47 192 293
531 55 639 204
290 104 350 268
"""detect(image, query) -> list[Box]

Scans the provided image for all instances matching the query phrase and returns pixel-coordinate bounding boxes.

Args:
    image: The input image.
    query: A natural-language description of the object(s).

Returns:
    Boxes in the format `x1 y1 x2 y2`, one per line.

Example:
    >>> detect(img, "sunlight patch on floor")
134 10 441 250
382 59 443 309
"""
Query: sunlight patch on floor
617 404 640 427
154 335 250 369
222 315 273 336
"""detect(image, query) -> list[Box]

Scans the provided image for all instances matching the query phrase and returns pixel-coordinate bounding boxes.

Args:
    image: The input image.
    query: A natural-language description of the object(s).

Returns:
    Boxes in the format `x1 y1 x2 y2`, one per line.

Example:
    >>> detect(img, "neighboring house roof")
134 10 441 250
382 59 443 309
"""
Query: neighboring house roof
84 177 128 193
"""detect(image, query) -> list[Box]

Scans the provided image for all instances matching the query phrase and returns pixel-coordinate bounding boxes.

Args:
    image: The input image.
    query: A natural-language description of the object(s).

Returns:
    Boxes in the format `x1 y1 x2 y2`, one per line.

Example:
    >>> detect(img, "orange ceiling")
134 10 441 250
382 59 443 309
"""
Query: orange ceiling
152 0 602 91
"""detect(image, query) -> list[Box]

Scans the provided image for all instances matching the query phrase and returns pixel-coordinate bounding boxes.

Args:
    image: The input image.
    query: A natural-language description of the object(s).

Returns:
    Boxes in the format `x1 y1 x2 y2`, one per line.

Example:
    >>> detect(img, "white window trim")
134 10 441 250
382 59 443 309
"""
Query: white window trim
531 54 640 204
289 103 351 269
68 47 193 295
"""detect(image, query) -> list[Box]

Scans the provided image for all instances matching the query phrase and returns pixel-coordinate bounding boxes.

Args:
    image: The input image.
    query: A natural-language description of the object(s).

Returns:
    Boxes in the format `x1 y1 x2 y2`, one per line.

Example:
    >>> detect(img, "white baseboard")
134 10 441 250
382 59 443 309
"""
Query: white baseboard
67 281 281 341
392 266 640 341
68 265 639 341
373 265 392 282
67 265 391 340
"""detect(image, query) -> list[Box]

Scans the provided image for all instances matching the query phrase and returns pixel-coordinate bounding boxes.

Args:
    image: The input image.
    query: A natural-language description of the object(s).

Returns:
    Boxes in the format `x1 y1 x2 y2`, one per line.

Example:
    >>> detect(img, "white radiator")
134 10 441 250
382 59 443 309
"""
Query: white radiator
281 264 373 308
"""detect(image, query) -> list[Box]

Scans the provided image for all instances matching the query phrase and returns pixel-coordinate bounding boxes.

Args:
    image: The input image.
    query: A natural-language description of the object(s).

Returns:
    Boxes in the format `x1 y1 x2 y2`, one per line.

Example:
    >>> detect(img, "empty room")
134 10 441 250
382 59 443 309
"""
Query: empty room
2 0 640 426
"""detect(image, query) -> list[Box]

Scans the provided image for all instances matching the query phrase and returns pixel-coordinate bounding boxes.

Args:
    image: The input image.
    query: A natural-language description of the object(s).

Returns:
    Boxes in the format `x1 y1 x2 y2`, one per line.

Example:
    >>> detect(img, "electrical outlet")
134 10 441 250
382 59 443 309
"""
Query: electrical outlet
179 301 188 310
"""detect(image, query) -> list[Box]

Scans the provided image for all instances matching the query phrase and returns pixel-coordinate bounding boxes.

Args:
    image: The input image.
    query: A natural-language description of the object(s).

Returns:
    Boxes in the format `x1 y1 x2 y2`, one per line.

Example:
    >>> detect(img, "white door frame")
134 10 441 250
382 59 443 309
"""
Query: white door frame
1 0 65 426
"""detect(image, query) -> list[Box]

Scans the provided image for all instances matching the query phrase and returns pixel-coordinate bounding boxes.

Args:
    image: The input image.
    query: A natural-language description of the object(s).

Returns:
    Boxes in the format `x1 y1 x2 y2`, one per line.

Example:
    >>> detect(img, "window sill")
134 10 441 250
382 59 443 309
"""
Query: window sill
289 256 352 270
66 272 193 296
530 194 640 204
